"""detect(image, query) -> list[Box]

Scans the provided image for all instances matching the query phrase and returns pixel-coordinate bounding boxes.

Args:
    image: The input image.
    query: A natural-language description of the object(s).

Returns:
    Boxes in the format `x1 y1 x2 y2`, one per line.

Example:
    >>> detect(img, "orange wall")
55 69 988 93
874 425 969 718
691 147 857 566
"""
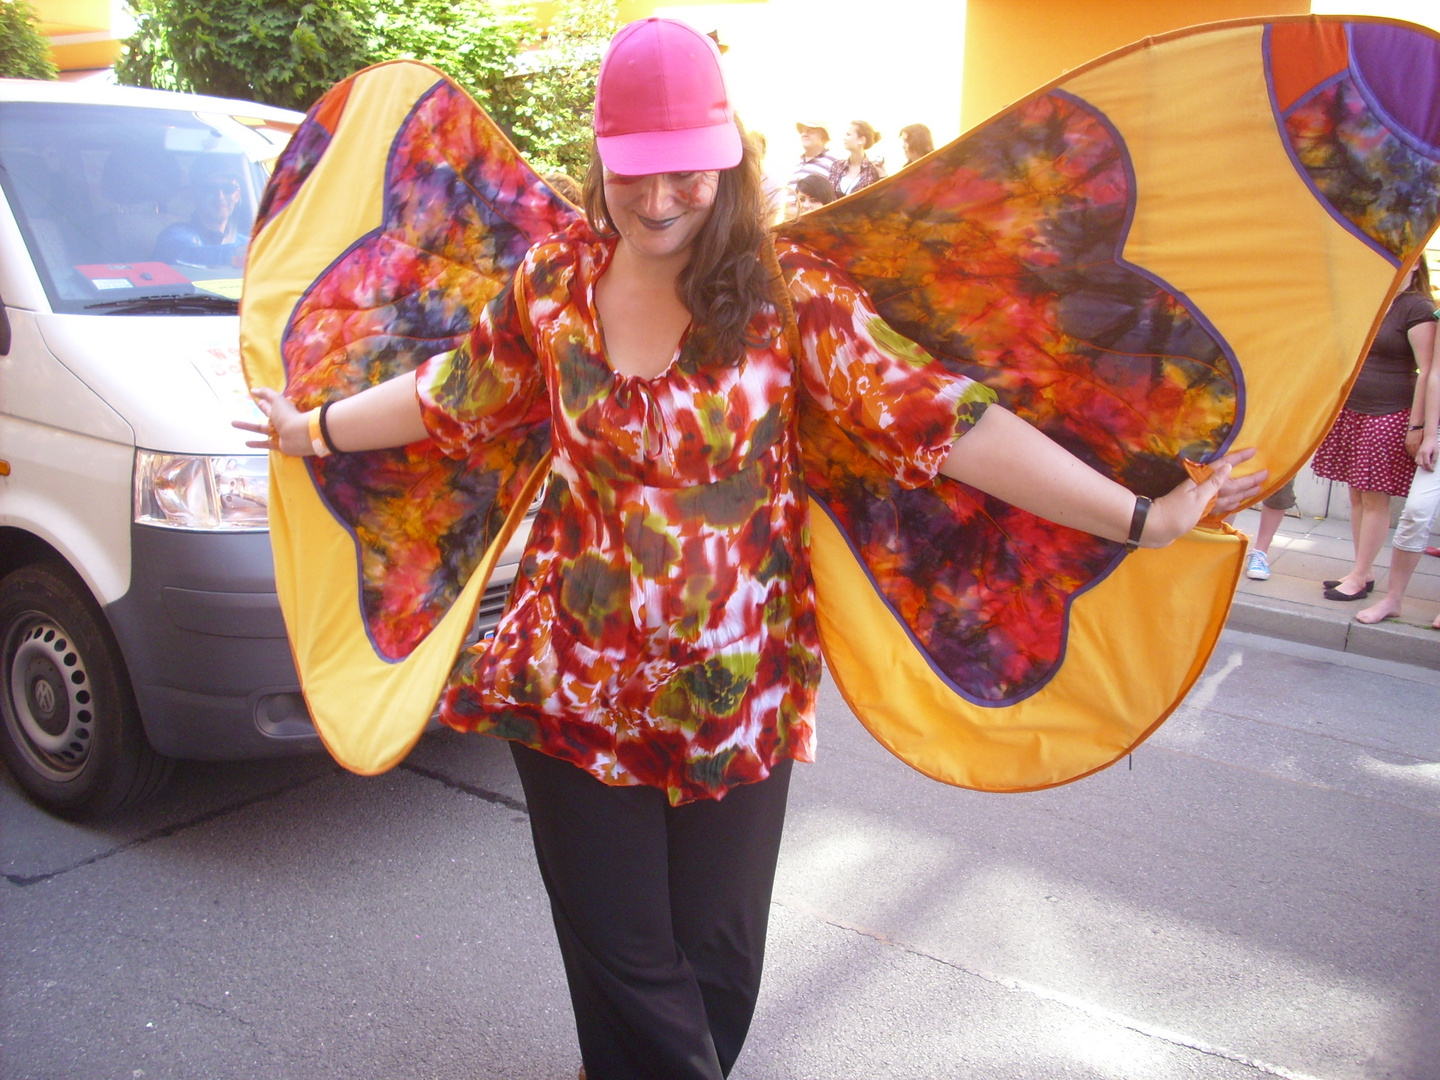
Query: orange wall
32 0 109 35
962 0 1310 130
34 0 122 72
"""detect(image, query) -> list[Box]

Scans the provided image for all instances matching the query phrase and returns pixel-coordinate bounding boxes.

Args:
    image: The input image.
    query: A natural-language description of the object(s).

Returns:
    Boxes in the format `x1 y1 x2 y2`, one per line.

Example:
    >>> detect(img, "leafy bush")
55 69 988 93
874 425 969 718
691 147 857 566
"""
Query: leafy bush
116 0 525 114
114 0 617 181
0 0 58 80
489 0 617 179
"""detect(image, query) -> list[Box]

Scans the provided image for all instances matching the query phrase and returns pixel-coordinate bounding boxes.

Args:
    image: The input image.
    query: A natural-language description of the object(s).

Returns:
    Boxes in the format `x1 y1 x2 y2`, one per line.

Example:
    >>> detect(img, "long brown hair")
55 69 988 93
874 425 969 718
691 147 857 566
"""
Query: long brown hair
900 123 934 159
1406 254 1432 300
582 122 772 367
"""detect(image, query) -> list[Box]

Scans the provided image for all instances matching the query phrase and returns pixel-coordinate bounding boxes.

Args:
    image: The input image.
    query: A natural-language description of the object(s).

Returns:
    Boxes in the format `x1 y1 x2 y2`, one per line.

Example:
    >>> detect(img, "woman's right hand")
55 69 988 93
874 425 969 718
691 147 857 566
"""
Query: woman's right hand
233 387 313 456
1418 431 1438 472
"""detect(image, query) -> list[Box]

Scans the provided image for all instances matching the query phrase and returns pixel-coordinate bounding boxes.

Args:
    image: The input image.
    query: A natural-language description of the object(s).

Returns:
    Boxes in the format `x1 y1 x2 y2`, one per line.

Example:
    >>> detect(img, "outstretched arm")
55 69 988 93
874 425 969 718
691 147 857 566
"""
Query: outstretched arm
939 405 1264 548
235 372 429 455
237 265 545 457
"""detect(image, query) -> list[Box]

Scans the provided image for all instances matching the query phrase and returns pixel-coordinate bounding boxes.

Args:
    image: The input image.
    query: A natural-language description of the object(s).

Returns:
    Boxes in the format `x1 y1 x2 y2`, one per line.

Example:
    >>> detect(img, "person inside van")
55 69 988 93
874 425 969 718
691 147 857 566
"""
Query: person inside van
152 159 248 268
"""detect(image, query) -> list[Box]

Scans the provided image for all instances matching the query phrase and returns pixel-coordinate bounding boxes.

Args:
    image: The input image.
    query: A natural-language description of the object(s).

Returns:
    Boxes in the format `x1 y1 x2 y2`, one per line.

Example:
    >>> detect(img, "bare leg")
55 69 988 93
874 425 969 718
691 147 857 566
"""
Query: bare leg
1351 489 1393 582
1335 489 1391 595
1348 484 1364 544
1356 548 1422 623
1253 504 1286 555
1341 485 1365 580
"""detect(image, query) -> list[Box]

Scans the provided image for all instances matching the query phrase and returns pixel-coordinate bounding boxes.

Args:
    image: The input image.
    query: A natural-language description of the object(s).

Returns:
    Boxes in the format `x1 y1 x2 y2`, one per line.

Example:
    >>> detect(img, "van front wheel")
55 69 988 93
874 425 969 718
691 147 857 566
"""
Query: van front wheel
0 564 171 819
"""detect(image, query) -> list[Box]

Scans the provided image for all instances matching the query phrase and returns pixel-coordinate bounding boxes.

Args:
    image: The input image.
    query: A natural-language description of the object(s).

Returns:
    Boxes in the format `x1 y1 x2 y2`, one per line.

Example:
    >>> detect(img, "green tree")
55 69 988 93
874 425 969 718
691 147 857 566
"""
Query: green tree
115 0 525 114
370 0 524 101
112 0 180 91
488 0 618 179
0 0 58 80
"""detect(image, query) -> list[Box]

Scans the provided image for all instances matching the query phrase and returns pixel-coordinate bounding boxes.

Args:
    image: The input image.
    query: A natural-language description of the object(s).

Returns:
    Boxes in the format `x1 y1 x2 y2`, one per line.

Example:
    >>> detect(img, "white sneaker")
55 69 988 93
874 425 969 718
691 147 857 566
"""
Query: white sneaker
1246 550 1271 580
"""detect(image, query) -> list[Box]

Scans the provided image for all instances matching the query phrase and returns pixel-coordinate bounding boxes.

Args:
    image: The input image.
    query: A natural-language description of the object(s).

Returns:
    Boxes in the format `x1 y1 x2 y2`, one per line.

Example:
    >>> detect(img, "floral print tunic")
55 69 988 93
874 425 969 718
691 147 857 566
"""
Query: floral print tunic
416 221 993 804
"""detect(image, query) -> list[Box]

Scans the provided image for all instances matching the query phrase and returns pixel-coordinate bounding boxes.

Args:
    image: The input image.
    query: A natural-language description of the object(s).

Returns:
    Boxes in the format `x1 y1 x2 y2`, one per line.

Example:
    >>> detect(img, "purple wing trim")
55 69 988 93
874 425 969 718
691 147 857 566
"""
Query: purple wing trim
783 91 1238 703
1272 23 1440 262
253 79 349 235
272 77 578 661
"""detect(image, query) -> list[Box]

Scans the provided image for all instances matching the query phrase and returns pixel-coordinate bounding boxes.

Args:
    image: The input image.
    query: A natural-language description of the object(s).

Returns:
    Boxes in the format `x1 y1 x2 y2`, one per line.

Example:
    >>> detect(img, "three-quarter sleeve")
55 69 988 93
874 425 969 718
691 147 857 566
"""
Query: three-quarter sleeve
787 246 995 487
415 267 547 458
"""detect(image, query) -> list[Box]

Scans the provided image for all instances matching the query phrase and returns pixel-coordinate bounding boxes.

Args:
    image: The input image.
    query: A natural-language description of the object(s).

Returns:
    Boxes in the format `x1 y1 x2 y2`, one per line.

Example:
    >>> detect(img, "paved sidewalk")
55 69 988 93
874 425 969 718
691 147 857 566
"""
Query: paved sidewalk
1227 506 1440 670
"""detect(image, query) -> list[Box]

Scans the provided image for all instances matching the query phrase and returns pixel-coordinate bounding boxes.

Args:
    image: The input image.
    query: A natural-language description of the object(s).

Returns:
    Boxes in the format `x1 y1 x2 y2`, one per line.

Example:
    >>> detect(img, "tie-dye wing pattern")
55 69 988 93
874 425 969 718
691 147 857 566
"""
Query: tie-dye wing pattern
1269 21 1440 262
243 23 1440 787
253 78 349 235
780 91 1237 703
773 16 1440 790
277 78 577 659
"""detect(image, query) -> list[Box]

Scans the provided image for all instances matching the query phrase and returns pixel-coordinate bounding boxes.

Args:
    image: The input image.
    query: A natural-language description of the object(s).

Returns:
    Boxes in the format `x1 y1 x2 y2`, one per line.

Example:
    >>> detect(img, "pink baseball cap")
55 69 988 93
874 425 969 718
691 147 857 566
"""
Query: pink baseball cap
594 18 743 175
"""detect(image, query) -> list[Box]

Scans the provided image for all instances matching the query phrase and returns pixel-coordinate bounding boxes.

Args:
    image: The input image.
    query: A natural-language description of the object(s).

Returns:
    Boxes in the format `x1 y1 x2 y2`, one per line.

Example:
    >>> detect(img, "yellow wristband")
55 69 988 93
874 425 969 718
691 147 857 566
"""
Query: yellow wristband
307 409 332 457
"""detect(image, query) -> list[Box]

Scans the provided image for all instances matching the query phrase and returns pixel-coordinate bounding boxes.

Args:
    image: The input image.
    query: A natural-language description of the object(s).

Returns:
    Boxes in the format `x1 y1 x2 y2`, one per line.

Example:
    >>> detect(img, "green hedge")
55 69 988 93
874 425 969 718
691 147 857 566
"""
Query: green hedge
115 0 525 114
114 0 617 180
0 0 58 80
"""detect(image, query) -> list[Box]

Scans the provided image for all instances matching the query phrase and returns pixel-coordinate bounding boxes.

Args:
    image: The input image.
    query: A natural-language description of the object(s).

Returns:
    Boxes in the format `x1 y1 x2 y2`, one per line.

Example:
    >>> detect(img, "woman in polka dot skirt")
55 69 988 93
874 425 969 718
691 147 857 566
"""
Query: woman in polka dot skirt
1313 257 1438 601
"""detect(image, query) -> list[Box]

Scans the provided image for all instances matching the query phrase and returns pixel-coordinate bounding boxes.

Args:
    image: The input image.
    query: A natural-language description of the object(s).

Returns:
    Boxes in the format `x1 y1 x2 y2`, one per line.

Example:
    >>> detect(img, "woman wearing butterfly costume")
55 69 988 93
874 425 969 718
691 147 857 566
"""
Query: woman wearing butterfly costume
240 18 1263 1080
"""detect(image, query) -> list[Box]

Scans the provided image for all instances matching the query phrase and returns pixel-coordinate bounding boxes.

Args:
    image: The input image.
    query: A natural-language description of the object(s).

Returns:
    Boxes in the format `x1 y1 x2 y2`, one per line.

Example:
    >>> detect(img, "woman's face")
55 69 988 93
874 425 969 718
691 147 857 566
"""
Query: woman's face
603 169 719 261
843 124 865 153
900 133 914 163
796 192 824 215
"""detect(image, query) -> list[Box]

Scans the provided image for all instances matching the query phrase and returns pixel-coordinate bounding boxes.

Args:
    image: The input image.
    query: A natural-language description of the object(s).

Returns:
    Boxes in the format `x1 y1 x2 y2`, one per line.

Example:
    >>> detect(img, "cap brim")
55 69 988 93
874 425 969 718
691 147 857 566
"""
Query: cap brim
596 122 742 175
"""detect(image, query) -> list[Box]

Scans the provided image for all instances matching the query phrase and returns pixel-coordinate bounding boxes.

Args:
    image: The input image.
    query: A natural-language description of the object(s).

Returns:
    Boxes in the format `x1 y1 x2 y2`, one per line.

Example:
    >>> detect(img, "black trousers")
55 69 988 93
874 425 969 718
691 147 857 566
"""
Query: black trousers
510 743 793 1080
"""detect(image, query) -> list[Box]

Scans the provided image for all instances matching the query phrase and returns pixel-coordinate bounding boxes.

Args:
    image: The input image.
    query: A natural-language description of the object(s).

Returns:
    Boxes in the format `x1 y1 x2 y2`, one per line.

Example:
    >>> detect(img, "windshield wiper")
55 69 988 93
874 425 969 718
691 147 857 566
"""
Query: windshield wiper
84 293 239 314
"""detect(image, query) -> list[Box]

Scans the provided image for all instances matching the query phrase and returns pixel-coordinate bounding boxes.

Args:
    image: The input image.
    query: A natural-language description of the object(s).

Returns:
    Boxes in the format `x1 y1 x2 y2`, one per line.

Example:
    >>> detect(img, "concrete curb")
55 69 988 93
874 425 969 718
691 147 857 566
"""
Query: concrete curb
1228 592 1440 670
1226 506 1440 672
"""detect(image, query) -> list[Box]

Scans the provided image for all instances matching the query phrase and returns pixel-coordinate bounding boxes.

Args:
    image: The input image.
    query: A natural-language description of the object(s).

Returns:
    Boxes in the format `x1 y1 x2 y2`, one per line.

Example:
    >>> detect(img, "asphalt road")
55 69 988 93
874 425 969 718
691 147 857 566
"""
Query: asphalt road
2 629 1438 1080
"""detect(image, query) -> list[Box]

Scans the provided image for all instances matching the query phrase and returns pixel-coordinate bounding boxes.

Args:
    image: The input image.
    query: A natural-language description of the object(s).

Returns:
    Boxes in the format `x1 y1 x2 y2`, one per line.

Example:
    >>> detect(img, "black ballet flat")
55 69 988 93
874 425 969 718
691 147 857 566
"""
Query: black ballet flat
1322 579 1373 593
1323 584 1372 601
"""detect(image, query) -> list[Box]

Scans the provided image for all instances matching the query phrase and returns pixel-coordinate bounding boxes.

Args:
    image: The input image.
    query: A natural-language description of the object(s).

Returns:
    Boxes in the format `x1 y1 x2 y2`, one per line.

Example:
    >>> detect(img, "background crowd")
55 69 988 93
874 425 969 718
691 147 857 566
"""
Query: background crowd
766 118 935 221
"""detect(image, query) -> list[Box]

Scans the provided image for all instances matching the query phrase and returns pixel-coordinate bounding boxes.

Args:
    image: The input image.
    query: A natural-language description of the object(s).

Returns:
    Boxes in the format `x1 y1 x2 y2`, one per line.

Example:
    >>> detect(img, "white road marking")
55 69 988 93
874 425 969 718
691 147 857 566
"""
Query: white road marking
776 898 1333 1080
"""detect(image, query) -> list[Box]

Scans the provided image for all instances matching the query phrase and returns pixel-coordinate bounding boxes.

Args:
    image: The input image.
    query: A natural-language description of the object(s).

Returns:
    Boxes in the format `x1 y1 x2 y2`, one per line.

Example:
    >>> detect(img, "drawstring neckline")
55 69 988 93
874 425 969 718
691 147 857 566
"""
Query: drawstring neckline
615 378 668 460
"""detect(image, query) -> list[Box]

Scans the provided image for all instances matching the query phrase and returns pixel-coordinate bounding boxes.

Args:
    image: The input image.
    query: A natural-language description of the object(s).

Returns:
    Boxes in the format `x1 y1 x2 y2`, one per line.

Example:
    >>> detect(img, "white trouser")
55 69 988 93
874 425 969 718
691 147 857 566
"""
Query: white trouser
1393 440 1440 552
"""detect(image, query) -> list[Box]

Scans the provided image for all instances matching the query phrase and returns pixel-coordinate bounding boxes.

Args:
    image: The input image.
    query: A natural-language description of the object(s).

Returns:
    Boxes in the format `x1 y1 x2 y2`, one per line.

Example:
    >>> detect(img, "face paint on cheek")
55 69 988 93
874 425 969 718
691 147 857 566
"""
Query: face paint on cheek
672 172 719 208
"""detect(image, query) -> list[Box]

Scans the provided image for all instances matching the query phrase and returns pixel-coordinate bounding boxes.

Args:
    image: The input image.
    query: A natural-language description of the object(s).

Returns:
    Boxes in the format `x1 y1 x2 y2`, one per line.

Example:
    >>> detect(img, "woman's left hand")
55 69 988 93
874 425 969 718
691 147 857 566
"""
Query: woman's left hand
1141 448 1265 547
1419 432 1438 472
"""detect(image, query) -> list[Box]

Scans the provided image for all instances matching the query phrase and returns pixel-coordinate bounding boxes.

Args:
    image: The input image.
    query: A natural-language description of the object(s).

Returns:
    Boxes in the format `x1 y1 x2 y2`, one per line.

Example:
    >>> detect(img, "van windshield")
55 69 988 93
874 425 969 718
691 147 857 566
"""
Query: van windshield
0 101 292 315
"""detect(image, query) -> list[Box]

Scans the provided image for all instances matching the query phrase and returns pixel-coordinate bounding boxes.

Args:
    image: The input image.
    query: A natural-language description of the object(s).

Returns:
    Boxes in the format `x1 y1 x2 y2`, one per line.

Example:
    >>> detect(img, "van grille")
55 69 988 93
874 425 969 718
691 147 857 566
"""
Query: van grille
476 579 513 631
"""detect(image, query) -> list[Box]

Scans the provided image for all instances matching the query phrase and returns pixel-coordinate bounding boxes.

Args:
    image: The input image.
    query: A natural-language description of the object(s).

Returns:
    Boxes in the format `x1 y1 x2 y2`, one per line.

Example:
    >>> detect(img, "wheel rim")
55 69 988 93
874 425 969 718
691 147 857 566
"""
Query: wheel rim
3 612 94 781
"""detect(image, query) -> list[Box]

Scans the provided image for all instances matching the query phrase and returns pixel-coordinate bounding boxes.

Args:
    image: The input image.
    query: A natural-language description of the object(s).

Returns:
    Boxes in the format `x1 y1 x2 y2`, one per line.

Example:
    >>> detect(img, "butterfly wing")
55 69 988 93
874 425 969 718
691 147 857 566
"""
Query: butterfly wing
780 16 1440 790
241 61 576 773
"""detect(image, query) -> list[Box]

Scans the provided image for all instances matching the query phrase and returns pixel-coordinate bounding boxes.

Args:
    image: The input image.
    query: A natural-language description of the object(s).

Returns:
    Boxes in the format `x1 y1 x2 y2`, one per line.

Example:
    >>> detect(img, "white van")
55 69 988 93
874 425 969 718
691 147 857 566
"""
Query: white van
0 79 522 819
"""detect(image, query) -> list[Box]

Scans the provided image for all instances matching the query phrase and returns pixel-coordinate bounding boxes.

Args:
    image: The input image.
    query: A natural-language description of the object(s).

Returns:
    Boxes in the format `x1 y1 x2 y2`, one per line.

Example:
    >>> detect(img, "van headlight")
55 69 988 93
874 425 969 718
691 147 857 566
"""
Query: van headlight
134 451 268 531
